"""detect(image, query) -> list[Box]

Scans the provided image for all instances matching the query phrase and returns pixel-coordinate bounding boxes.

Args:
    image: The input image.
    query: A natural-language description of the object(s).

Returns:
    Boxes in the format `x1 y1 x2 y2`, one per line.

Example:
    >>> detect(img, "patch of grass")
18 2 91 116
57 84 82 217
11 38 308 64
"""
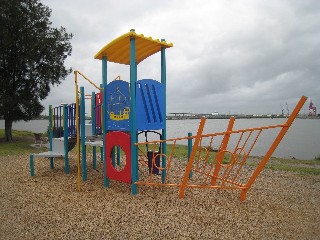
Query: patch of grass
1 130 319 176
0 129 46 156
163 146 320 176
247 157 320 175
269 157 320 166
0 129 33 138
265 164 320 175
137 143 235 165
0 141 42 156
167 144 189 159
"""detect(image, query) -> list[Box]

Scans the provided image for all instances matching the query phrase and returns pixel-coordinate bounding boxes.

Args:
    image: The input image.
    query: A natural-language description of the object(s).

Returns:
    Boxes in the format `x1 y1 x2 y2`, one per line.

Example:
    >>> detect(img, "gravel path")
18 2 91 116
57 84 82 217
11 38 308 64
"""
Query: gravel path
0 154 319 239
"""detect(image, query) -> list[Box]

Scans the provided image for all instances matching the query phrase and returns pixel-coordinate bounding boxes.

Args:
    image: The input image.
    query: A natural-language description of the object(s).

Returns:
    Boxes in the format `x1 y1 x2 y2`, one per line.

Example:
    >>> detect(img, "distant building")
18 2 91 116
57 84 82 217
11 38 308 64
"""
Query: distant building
308 100 317 116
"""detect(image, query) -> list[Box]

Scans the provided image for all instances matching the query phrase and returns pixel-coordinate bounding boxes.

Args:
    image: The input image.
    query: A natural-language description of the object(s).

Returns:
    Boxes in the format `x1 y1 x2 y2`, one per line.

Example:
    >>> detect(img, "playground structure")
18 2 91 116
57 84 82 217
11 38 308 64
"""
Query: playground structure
29 103 77 176
29 29 307 201
73 29 172 194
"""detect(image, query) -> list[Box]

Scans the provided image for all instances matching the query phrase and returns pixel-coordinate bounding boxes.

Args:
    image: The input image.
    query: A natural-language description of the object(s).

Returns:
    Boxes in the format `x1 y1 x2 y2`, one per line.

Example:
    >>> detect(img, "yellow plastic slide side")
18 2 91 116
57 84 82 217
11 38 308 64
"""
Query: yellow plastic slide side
94 30 173 65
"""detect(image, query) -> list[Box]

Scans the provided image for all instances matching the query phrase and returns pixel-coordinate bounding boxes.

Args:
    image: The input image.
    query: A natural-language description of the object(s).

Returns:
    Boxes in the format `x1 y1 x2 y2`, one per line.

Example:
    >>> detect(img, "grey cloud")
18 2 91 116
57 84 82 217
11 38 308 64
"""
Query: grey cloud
41 0 320 115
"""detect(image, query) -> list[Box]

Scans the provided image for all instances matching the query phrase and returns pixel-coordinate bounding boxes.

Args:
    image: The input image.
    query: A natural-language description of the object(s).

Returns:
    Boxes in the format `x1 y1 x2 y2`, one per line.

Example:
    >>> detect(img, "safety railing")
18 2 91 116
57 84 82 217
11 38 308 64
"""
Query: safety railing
74 70 103 191
52 103 77 138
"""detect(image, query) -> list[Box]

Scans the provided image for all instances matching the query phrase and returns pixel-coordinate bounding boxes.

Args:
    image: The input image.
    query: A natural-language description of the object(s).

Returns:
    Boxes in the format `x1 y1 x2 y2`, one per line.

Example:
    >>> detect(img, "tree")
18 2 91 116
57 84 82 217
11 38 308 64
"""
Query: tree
0 0 72 141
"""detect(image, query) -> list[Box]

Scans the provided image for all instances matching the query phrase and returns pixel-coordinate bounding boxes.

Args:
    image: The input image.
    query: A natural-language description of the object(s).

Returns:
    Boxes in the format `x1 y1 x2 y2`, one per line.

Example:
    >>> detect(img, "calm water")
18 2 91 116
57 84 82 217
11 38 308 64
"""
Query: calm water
0 118 319 160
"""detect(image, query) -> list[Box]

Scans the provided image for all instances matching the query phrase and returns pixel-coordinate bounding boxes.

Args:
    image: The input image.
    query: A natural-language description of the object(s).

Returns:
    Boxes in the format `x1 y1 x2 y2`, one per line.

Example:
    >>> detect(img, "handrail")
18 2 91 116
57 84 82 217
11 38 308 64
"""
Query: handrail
74 70 103 90
74 70 104 191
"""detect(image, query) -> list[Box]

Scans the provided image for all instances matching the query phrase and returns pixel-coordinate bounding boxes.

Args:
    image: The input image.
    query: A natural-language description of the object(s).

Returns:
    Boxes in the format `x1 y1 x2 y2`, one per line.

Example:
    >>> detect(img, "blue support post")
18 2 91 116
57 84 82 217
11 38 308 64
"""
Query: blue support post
63 104 69 174
92 91 97 170
188 132 193 179
50 158 54 170
130 29 138 195
49 105 54 169
100 146 104 163
160 40 167 184
80 87 87 181
30 155 34 176
102 57 109 187
100 83 104 164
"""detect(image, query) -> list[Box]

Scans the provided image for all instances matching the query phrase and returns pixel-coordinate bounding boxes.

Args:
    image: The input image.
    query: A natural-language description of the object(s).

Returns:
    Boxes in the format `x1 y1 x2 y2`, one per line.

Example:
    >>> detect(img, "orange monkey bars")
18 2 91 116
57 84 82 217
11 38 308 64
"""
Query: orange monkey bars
135 96 307 201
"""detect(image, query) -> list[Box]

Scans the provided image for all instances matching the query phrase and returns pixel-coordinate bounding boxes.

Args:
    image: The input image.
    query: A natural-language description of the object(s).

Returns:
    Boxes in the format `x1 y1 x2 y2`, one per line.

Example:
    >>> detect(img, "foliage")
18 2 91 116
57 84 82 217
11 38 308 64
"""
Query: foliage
0 0 73 141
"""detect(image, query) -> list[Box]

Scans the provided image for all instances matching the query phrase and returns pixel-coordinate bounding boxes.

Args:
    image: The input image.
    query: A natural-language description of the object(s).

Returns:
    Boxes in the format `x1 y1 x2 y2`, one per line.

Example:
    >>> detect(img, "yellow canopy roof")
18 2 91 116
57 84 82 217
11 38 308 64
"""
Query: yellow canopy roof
94 30 173 65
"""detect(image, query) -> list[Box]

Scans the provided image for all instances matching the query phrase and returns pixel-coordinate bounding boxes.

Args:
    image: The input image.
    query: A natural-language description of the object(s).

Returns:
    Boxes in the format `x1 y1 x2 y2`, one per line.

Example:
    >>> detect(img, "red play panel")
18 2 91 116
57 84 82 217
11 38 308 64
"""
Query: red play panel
105 131 131 183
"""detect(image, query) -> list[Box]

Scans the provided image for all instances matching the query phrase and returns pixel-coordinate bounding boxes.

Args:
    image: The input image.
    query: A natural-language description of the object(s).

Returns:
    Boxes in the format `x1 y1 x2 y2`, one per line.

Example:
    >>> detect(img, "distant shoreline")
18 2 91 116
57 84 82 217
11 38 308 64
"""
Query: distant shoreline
166 115 320 120
0 115 319 121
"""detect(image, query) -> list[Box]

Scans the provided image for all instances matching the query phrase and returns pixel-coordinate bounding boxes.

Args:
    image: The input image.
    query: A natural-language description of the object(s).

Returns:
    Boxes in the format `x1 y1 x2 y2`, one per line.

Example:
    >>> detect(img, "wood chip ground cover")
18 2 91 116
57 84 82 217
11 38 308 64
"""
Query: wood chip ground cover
0 154 319 239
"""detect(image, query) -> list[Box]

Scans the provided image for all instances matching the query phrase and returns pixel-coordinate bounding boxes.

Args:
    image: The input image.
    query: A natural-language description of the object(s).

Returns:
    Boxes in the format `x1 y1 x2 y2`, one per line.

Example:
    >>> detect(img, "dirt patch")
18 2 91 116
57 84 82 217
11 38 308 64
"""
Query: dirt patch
0 154 319 239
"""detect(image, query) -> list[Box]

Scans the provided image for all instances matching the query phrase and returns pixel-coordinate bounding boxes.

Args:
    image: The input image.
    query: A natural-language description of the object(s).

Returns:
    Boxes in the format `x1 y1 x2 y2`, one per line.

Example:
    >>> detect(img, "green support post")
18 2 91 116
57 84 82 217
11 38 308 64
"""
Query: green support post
30 155 34 176
92 91 97 170
93 147 97 170
100 83 104 164
100 146 104 163
63 104 69 174
130 29 138 195
188 132 193 179
102 57 109 187
117 146 121 166
80 87 87 181
161 40 167 184
111 148 116 167
49 105 54 169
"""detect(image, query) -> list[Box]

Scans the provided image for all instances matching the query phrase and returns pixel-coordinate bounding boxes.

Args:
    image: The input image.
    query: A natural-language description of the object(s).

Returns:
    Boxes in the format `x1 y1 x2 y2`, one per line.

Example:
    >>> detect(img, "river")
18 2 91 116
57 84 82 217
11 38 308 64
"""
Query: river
0 118 319 160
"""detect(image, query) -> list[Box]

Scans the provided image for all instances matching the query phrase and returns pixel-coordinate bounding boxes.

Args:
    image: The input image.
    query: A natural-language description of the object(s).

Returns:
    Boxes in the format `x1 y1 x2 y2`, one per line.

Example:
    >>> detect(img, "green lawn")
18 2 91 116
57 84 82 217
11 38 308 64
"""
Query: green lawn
0 129 47 156
1 129 319 175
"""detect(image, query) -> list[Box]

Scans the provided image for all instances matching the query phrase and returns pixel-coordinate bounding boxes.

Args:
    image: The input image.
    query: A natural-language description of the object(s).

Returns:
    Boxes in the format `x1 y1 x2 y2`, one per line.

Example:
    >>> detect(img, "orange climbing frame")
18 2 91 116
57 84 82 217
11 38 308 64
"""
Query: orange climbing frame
135 96 307 201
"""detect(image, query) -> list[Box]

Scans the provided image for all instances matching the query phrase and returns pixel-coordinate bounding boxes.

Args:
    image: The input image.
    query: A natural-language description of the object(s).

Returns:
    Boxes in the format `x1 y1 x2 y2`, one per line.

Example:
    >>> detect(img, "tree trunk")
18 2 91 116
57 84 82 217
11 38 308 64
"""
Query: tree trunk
5 119 13 142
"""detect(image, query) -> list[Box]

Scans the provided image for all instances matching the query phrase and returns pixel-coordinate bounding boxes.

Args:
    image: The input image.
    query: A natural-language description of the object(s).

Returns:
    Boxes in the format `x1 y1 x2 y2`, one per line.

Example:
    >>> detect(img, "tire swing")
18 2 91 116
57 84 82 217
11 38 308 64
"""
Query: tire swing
105 131 131 183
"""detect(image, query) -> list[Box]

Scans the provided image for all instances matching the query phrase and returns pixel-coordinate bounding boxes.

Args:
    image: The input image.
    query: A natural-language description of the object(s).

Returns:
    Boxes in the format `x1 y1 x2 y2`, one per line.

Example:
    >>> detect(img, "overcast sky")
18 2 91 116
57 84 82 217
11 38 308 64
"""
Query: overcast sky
41 0 320 115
